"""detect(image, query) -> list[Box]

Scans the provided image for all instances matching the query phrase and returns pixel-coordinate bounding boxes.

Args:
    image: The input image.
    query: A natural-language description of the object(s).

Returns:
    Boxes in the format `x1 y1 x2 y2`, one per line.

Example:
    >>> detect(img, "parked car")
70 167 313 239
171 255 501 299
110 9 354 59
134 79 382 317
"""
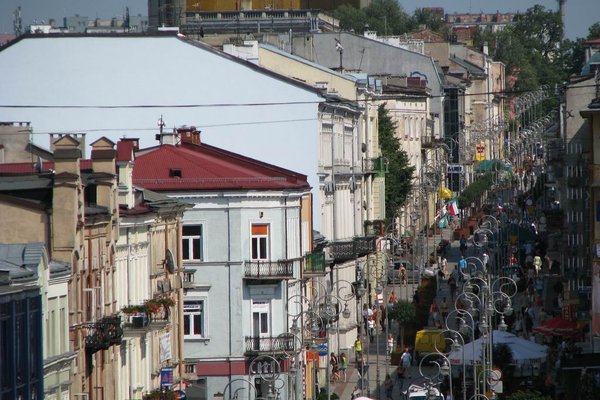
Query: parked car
402 384 444 400
388 260 420 284
414 329 449 363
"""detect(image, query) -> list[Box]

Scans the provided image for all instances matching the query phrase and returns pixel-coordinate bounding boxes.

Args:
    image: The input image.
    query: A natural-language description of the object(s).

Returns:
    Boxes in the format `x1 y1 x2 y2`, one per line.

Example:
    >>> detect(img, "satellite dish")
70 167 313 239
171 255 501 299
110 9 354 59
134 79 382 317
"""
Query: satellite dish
165 249 175 273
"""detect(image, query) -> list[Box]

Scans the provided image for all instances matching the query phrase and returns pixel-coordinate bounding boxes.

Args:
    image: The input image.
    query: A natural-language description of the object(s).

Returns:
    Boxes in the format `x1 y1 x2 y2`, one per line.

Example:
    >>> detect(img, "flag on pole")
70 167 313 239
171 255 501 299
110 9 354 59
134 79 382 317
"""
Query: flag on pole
448 201 459 216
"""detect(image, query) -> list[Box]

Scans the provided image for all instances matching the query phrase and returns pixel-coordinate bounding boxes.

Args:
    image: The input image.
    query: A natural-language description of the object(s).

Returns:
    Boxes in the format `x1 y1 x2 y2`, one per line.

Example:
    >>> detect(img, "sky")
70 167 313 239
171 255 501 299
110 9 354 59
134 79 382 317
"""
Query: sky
0 0 598 39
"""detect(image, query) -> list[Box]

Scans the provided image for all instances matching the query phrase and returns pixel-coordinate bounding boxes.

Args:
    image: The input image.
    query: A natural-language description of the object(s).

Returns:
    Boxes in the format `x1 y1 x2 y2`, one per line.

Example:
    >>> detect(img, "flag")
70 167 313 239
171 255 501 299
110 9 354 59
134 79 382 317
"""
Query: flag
438 215 448 228
448 201 459 216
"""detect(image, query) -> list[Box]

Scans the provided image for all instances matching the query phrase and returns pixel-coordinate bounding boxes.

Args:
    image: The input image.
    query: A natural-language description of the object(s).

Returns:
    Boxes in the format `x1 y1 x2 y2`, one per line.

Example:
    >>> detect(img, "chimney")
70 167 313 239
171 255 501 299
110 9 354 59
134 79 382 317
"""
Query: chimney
51 133 86 158
179 126 201 145
155 128 180 146
52 135 83 263
116 138 138 209
90 137 117 213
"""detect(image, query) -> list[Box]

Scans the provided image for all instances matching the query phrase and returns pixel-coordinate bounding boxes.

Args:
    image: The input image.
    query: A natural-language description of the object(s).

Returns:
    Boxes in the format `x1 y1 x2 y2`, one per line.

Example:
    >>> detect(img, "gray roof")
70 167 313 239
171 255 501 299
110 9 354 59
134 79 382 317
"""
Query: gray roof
0 242 45 280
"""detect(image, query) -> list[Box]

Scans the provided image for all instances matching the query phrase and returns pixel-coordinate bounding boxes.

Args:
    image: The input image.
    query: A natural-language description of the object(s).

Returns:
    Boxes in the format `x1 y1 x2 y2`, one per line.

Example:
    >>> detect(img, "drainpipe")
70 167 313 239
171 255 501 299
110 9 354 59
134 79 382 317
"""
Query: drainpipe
227 204 233 392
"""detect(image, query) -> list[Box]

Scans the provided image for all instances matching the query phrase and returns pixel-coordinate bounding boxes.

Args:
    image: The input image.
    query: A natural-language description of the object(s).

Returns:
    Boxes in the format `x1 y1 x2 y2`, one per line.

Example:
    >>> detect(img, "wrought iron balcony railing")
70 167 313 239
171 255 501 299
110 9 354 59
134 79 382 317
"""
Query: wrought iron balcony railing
244 259 297 279
303 251 327 275
85 316 123 353
330 236 377 264
362 157 389 174
244 334 296 354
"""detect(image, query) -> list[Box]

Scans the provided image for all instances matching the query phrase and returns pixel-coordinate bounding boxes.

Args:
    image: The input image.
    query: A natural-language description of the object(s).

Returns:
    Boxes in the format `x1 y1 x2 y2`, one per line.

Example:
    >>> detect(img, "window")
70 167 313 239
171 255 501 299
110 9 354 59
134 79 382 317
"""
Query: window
251 224 269 260
252 300 270 337
182 225 203 261
184 300 205 338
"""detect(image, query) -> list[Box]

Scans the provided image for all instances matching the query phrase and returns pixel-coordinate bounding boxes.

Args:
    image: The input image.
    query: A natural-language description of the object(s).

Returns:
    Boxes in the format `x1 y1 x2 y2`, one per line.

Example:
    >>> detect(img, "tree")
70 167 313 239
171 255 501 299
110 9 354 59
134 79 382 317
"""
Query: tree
411 8 445 32
334 0 411 35
378 104 415 224
587 22 600 39
388 299 416 350
512 5 563 62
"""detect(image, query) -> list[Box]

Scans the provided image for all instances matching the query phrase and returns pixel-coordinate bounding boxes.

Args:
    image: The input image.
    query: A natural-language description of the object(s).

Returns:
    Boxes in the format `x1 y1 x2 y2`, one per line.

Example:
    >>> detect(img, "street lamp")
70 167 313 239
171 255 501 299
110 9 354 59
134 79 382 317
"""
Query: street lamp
286 278 358 400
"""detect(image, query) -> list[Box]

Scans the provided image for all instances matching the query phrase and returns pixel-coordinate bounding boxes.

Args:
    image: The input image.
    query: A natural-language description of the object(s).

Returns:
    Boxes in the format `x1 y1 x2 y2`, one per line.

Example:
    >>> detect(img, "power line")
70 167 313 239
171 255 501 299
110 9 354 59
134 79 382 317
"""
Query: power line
1 117 318 135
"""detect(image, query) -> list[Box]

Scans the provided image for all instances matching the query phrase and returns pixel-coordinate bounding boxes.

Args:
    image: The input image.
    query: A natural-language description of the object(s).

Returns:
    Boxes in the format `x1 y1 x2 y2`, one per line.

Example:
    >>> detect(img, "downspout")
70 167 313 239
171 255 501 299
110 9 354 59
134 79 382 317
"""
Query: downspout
227 203 232 393
176 219 185 381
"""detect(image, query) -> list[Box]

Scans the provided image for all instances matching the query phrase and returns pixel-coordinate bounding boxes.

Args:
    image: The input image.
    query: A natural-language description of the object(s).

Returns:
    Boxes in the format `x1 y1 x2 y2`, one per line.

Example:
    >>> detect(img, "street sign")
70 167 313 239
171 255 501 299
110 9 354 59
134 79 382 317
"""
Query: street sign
318 343 328 356
447 164 464 173
160 367 174 388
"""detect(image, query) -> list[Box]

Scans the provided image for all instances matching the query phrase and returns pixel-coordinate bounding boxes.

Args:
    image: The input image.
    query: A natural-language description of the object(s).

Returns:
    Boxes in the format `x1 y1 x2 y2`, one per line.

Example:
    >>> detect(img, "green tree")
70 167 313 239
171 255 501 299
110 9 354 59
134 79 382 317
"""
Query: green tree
587 22 600 39
512 5 563 61
378 104 415 223
334 0 411 35
388 299 416 350
411 8 445 32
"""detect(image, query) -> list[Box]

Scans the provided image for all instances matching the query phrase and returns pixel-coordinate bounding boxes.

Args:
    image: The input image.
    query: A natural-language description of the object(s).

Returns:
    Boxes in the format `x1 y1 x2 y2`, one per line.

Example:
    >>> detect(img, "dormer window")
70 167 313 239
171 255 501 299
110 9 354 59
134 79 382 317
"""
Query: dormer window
169 168 182 178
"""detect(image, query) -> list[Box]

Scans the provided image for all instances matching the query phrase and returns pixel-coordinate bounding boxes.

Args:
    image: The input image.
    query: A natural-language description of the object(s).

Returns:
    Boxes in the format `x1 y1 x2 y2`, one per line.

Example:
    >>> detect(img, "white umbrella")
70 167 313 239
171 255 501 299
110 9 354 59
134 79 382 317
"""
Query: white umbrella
448 330 547 365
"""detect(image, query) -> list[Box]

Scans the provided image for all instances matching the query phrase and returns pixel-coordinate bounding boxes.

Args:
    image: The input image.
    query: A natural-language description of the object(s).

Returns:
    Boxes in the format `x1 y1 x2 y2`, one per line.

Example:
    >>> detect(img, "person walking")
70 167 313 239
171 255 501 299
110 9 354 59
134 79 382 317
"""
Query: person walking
367 317 375 343
353 336 363 361
448 274 457 301
387 334 395 356
339 352 348 382
330 352 340 382
440 297 449 323
384 374 394 400
459 235 468 256
379 305 387 331
458 256 467 281
441 256 449 277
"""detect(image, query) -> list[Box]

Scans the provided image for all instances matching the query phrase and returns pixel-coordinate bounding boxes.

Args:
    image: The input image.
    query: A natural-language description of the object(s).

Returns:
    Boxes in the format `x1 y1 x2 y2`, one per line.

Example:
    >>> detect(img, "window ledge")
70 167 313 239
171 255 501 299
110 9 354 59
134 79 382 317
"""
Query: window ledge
185 337 210 343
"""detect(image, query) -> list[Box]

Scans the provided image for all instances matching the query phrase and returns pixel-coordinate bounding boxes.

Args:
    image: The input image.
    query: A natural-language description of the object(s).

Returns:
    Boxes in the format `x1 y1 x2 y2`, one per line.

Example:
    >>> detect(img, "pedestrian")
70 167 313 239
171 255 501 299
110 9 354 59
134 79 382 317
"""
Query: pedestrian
441 256 448 276
459 235 467 256
400 347 412 374
330 352 340 382
440 297 449 322
339 352 348 382
351 385 361 400
384 374 394 400
437 268 445 291
389 291 399 304
482 252 489 272
353 335 363 361
362 303 373 333
387 334 395 356
458 256 467 281
448 275 457 301
413 290 420 305
368 317 375 343
380 304 387 331
430 302 439 326
534 254 542 276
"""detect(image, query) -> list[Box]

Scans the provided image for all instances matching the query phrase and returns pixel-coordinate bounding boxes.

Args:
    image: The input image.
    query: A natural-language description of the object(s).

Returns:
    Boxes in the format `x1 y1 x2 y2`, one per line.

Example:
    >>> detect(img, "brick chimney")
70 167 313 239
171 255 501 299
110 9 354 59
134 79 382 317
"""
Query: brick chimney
51 135 83 263
179 126 201 145
116 138 138 209
90 137 117 214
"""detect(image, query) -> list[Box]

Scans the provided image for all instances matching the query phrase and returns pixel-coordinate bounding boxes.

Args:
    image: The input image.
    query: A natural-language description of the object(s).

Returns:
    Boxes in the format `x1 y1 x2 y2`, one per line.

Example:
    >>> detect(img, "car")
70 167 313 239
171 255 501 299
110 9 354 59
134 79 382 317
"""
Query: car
388 260 420 284
414 329 449 363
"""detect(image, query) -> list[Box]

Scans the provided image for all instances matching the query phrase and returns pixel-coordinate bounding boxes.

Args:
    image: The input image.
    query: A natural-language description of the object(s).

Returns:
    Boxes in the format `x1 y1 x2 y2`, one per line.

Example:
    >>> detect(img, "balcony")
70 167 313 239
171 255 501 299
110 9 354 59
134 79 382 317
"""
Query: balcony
362 157 389 175
421 134 442 148
303 251 327 275
182 269 195 289
85 316 123 354
244 334 296 355
244 259 297 280
330 236 377 264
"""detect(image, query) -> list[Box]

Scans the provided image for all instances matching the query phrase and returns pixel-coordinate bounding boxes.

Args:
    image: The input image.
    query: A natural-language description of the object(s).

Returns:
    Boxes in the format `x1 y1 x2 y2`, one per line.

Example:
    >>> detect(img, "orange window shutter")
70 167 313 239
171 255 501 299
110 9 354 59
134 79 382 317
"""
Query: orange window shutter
252 224 268 235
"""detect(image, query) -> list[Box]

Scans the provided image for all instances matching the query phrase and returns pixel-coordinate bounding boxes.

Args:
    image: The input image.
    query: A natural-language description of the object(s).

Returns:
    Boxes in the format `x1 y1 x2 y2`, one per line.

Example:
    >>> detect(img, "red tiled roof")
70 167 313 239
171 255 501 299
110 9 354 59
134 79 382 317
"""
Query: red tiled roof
585 38 600 45
132 142 310 192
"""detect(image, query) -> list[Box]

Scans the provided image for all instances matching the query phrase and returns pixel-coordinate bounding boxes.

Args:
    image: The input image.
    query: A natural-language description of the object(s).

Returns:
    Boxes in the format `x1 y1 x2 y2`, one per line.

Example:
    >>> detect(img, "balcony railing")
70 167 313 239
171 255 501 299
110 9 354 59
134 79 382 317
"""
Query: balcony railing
330 236 377 264
303 251 327 275
244 334 296 354
85 316 123 353
362 157 389 174
244 259 296 279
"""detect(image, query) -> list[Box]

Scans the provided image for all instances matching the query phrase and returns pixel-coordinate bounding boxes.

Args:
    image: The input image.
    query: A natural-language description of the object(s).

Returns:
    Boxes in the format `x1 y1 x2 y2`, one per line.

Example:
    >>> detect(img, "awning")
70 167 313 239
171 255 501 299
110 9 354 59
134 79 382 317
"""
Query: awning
437 187 453 199
474 159 512 173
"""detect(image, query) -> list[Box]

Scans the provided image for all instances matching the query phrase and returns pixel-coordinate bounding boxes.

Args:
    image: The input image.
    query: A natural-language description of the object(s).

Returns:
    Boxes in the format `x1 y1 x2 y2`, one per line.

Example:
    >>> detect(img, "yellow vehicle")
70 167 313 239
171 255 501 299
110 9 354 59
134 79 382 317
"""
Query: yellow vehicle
414 329 448 362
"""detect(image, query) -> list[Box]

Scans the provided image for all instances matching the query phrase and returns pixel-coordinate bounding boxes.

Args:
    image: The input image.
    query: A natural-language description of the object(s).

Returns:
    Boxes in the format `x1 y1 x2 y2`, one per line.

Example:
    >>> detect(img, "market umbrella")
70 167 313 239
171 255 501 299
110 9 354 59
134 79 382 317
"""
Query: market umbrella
448 330 548 365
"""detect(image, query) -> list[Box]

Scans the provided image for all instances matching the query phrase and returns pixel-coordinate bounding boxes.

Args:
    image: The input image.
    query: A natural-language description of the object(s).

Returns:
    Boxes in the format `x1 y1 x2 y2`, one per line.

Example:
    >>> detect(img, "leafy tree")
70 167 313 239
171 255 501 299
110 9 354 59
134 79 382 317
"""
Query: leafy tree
334 0 411 35
388 299 416 350
512 5 563 61
378 104 415 223
587 22 600 39
411 8 445 32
